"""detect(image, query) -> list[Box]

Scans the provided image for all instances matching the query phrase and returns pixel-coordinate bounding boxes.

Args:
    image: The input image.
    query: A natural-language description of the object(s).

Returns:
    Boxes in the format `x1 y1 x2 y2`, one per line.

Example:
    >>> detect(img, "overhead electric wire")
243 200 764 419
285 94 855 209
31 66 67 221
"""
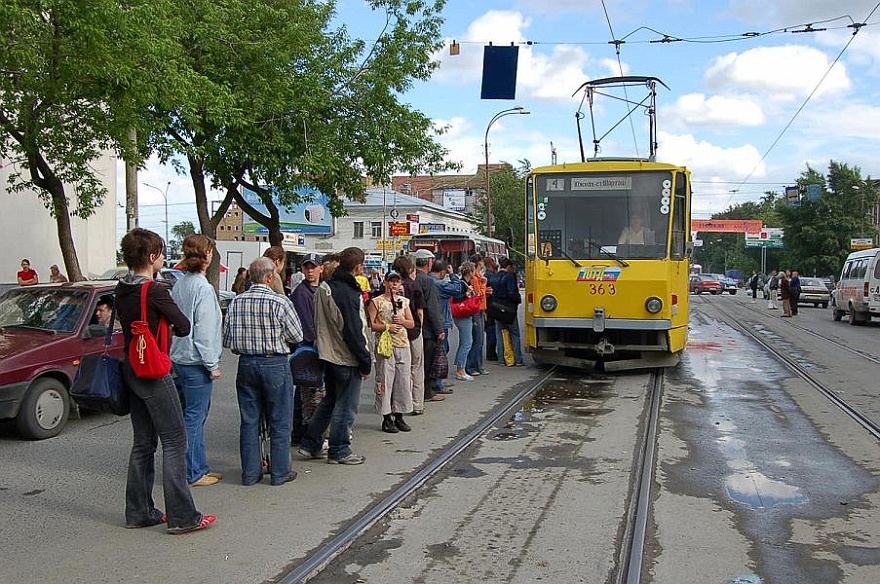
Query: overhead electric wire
600 0 640 158
723 1 880 209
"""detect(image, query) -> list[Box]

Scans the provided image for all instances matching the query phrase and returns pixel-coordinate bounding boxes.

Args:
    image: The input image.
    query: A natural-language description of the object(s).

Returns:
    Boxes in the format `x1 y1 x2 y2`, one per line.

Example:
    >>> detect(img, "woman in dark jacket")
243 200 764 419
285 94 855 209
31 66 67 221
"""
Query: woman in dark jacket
117 228 216 534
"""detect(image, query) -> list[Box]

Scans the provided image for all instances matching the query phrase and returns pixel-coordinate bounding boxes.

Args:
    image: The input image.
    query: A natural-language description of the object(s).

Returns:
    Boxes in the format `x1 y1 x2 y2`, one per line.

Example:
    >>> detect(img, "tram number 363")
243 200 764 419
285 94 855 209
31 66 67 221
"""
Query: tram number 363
588 283 616 295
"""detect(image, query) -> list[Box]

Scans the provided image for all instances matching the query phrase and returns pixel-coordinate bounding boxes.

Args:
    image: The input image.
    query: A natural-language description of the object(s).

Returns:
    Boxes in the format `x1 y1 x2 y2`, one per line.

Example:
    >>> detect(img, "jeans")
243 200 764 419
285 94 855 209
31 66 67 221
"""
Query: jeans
122 362 201 530
302 362 363 460
453 315 473 369
423 335 438 400
235 356 293 485
496 316 525 365
173 363 214 484
485 315 498 360
466 312 485 372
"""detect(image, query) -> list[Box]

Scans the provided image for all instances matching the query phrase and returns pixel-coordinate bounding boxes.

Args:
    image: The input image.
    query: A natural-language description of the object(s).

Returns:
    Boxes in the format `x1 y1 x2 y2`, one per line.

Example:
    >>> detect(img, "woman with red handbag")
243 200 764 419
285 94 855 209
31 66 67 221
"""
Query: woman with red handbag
116 228 216 534
451 262 478 382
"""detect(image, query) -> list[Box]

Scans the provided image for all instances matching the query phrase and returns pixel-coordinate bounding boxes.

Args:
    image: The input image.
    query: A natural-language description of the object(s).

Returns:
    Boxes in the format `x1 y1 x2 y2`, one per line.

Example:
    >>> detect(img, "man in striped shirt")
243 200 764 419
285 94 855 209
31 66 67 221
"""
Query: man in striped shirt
223 257 303 486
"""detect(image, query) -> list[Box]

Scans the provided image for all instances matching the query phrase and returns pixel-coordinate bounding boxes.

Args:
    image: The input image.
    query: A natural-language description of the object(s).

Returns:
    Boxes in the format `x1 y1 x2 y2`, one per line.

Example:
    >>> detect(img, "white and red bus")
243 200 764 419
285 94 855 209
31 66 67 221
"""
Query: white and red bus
408 232 508 268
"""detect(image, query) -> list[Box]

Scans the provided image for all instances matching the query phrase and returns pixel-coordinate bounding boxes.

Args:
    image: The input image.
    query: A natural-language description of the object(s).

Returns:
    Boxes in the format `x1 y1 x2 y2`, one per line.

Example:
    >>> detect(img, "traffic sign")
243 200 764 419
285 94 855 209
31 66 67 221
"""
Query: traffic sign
744 227 784 248
851 238 874 250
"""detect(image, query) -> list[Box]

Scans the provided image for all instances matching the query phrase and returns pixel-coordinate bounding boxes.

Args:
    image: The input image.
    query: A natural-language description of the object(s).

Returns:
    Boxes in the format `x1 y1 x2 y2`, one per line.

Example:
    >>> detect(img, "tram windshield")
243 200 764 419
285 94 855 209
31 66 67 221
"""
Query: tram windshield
532 171 675 260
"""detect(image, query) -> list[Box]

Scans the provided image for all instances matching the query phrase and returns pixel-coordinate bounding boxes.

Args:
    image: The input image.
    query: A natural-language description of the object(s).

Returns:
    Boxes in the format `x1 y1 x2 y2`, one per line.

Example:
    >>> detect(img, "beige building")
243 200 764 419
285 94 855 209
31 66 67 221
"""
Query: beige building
1 152 118 282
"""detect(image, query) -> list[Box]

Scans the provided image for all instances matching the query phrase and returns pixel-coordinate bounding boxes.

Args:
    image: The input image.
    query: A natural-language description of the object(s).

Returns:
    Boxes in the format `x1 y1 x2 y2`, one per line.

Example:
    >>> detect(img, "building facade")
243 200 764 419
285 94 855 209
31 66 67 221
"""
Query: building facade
215 186 477 259
1 152 118 282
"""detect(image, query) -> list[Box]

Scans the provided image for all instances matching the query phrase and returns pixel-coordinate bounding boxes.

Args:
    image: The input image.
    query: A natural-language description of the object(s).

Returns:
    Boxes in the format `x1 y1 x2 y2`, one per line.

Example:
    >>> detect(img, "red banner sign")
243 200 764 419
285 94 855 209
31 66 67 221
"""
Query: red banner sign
692 219 763 234
389 222 410 236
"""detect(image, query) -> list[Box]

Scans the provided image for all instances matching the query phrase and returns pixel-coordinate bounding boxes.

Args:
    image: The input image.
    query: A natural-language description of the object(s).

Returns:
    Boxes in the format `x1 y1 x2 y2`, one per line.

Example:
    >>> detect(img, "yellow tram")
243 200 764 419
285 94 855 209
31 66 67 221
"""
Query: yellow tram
523 77 692 371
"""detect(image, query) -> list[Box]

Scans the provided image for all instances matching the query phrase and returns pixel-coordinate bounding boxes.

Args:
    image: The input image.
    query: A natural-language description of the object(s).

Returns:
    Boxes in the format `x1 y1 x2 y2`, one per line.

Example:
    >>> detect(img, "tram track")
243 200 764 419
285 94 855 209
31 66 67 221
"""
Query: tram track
695 295 880 441
279 366 561 583
618 368 664 584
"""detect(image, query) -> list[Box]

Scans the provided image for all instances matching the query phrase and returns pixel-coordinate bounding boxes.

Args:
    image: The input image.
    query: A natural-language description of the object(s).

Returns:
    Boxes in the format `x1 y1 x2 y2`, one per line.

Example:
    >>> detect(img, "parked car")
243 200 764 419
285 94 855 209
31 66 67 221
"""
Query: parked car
0 282 125 439
94 266 129 280
797 277 830 308
707 273 738 295
690 274 723 295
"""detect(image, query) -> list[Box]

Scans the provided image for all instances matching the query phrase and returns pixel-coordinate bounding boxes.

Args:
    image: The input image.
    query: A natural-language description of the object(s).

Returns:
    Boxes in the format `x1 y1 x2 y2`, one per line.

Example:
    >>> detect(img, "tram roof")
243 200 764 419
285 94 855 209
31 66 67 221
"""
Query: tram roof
531 158 688 174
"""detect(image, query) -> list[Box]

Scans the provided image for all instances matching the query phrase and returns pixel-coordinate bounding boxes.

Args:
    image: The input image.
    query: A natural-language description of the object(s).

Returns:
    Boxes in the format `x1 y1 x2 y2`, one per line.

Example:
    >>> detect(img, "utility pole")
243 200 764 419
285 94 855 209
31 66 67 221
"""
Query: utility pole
125 128 138 232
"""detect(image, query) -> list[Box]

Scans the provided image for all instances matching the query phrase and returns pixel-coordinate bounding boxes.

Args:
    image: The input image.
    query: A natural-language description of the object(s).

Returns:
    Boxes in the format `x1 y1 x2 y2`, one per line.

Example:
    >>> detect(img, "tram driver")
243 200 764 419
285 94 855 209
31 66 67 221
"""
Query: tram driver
618 215 654 245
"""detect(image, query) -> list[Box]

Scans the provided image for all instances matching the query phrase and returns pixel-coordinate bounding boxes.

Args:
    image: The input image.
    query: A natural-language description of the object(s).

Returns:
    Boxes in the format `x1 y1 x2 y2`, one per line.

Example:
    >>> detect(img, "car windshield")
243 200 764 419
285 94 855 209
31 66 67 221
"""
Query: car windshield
98 267 128 280
0 288 90 333
700 275 719 281
801 278 824 287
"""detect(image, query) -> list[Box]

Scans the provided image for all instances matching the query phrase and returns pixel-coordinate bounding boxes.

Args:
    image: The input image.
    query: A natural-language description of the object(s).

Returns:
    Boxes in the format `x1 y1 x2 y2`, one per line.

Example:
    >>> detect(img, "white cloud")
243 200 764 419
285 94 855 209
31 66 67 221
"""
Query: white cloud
668 93 765 127
705 45 851 101
659 131 765 179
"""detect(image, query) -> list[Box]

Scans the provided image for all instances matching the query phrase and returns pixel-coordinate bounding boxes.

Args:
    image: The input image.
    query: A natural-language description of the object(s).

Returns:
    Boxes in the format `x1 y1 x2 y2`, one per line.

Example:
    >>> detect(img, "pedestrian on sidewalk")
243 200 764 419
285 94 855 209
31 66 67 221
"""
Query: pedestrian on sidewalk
748 271 758 303
171 234 224 488
780 269 792 317
367 270 414 433
300 247 372 465
767 270 779 309
790 270 801 316
393 255 427 415
224 256 303 486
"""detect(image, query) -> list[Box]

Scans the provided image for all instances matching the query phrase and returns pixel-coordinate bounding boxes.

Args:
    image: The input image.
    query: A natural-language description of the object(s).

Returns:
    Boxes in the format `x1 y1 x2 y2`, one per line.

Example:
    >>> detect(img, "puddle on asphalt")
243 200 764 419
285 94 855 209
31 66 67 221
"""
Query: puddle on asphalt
490 376 614 441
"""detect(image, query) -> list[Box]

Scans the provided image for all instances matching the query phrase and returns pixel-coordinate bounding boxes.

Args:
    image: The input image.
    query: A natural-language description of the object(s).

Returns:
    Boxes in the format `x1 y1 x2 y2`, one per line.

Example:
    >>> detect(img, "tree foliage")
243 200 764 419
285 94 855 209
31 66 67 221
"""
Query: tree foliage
700 161 878 278
0 1 176 280
169 220 196 257
471 160 530 262
147 0 454 269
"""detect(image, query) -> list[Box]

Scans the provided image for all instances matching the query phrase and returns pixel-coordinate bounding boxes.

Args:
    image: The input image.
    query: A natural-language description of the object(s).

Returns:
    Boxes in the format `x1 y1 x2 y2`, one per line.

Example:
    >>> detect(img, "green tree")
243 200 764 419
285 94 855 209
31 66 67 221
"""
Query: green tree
0 1 174 280
147 0 453 286
472 160 530 261
169 221 196 257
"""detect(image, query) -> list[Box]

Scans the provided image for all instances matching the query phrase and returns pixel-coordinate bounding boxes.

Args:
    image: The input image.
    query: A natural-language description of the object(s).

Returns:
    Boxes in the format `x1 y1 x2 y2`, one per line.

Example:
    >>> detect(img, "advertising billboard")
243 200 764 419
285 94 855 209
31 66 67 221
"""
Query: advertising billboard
241 186 332 235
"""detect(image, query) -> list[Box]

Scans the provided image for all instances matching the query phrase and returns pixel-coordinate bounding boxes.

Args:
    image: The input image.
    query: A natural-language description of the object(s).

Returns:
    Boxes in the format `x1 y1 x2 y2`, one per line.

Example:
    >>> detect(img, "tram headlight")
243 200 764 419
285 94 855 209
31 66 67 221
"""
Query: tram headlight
540 295 558 312
645 296 663 314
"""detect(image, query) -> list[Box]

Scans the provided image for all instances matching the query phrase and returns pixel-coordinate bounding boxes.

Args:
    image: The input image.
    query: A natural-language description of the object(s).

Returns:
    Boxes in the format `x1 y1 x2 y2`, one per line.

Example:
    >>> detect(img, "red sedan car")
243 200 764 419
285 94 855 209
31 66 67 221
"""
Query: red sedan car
0 281 125 439
690 274 723 295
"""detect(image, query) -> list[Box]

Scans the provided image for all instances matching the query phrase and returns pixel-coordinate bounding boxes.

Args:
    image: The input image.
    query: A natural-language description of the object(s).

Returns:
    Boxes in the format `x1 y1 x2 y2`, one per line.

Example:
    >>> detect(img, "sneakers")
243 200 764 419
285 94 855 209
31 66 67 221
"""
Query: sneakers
410 409 425 415
465 370 480 376
270 471 297 486
297 446 327 459
189 474 220 487
455 373 474 381
168 514 217 535
327 453 365 465
478 369 489 375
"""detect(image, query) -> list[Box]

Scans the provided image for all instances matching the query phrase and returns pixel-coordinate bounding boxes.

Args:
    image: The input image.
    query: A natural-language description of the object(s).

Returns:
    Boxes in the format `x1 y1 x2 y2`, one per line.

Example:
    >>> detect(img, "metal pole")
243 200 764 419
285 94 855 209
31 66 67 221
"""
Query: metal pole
164 181 170 252
484 106 530 236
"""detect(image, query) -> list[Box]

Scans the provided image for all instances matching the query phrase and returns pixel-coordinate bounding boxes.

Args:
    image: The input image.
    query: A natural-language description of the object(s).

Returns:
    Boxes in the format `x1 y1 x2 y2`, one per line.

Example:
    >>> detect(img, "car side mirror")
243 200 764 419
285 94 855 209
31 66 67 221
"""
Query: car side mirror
84 324 109 339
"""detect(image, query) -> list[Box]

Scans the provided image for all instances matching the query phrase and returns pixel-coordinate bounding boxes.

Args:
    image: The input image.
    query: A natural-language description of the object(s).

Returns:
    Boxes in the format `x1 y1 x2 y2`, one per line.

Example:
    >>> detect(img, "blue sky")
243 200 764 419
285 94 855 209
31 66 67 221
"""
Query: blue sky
125 0 880 237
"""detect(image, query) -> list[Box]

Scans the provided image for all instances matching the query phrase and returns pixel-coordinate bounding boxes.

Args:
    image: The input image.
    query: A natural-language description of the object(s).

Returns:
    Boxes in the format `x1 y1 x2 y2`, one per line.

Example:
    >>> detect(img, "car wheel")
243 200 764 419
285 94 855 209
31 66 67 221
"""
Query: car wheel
710 290 720 295
695 289 702 295
821 302 828 309
729 290 737 295
848 305 862 326
15 378 70 440
832 305 844 321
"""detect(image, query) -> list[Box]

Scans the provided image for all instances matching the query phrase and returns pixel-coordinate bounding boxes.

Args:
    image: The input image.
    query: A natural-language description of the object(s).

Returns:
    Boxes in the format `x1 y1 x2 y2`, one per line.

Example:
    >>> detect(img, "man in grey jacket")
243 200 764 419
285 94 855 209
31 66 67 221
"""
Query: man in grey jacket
299 247 371 465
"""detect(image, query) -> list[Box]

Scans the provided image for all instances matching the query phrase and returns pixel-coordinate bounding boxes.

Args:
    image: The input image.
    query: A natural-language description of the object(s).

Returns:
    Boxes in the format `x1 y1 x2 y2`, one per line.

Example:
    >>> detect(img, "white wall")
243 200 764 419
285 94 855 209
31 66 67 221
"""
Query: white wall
0 152 118 282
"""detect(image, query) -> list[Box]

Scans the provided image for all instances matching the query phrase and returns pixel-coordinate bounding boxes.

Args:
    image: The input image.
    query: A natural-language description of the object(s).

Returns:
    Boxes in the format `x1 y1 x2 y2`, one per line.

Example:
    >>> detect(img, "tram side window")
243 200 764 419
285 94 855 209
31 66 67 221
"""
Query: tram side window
671 171 688 258
526 176 536 258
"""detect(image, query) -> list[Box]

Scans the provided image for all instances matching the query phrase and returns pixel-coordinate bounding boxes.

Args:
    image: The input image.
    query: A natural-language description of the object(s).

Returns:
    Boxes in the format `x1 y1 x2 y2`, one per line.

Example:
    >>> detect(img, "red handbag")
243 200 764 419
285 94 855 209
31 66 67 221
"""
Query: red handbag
451 294 482 319
128 280 172 379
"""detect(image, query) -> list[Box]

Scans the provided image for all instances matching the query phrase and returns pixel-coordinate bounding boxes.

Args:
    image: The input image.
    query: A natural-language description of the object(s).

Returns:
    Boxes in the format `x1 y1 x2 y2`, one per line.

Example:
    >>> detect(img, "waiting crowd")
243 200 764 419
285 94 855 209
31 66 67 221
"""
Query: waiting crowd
112 227 524 535
747 268 802 317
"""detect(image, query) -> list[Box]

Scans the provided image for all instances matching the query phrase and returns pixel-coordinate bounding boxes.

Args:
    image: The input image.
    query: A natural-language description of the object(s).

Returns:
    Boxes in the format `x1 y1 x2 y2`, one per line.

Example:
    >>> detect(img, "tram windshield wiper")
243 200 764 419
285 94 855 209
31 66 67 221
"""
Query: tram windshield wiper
587 240 629 267
558 249 582 268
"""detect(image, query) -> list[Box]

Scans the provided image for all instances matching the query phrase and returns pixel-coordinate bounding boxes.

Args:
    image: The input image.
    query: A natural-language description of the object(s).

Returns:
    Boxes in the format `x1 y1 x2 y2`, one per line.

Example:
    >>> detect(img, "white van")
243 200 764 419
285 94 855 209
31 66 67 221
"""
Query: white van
831 248 880 324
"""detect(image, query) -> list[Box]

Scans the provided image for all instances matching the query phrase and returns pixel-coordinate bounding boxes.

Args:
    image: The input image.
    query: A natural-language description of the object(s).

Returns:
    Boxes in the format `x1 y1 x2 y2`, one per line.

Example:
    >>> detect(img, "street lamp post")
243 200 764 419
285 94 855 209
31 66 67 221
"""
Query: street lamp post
143 181 171 253
484 106 530 236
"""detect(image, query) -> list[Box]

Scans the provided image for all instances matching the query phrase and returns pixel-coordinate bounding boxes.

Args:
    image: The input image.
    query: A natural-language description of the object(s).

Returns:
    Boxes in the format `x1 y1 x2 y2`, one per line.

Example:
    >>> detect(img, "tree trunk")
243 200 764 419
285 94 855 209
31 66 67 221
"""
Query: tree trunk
52 184 85 281
187 154 233 290
25 149 84 281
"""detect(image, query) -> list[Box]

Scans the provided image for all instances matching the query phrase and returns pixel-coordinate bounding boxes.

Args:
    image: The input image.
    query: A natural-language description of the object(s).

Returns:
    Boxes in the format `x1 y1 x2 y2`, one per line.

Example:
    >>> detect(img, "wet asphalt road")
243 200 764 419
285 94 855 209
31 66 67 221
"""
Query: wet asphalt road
317 293 880 583
2 292 879 583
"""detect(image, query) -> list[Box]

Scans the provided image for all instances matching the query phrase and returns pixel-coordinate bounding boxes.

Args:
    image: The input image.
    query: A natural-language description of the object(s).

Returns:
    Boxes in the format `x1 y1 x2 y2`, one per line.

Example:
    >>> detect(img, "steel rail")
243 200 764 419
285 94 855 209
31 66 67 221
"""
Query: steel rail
619 369 664 584
278 366 559 584
697 296 880 441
